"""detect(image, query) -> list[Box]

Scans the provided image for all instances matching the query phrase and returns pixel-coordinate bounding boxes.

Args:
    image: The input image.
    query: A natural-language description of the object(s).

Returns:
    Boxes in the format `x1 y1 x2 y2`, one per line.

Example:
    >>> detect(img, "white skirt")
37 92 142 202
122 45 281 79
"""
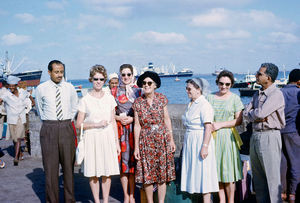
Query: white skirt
82 124 120 177
181 129 219 194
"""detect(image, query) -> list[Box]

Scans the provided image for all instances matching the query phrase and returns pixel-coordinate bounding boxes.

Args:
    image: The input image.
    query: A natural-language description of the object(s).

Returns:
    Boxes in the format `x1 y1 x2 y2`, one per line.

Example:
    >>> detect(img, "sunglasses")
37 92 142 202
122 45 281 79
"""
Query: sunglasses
121 73 132 77
142 81 153 86
218 82 231 87
93 77 105 81
186 87 192 91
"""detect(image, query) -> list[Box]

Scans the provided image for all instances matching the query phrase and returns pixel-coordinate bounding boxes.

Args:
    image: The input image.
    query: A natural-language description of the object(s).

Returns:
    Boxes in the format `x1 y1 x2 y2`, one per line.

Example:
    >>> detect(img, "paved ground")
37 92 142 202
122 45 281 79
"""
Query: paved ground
1 138 260 203
0 139 140 203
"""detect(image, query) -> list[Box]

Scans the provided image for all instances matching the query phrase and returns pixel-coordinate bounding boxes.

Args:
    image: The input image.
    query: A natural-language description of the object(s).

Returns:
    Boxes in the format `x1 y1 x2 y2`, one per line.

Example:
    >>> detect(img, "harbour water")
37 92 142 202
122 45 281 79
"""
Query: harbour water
69 71 289 105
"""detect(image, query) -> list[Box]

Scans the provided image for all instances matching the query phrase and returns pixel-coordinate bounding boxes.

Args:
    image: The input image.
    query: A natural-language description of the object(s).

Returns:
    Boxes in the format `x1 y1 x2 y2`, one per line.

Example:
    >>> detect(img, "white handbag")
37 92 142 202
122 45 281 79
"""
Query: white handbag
76 123 84 165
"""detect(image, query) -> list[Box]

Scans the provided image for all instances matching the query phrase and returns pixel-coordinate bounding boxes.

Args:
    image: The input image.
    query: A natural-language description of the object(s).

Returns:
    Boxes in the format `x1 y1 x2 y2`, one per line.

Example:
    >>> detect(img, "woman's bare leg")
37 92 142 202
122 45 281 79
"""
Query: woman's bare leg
157 183 166 203
102 176 111 203
89 177 100 203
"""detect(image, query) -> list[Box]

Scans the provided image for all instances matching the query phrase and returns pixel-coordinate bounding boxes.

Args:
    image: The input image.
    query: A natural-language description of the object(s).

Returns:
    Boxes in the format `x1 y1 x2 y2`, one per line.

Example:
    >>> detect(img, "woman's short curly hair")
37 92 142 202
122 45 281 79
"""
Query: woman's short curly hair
215 70 235 87
89 65 107 82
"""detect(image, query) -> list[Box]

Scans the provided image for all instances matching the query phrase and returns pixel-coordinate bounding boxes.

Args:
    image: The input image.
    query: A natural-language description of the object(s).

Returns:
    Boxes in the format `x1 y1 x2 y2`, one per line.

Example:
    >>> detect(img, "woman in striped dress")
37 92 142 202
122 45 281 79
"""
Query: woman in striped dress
207 70 244 203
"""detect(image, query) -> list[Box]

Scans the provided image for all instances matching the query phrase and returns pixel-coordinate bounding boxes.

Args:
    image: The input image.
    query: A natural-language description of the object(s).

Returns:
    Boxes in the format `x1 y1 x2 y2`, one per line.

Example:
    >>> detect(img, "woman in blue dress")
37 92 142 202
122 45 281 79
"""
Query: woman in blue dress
181 78 219 203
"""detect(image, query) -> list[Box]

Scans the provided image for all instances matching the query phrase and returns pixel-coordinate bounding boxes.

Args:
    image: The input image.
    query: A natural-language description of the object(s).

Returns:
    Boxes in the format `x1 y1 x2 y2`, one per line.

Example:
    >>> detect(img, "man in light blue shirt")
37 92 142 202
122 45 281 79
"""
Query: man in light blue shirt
35 60 78 203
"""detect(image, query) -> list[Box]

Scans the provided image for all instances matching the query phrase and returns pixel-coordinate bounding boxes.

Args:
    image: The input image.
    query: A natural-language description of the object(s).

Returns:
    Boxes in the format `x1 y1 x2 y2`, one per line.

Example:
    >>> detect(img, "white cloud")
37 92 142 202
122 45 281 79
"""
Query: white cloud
80 0 135 16
190 8 230 27
106 6 132 17
15 13 35 23
46 1 66 10
189 8 297 31
267 32 299 43
206 30 251 40
77 14 123 30
132 31 187 45
1 33 31 46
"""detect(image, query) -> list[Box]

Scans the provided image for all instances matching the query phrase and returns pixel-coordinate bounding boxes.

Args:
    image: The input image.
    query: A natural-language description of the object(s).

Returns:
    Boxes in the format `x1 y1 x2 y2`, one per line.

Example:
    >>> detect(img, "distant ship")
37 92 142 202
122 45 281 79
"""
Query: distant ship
140 62 193 77
0 51 42 88
212 67 225 76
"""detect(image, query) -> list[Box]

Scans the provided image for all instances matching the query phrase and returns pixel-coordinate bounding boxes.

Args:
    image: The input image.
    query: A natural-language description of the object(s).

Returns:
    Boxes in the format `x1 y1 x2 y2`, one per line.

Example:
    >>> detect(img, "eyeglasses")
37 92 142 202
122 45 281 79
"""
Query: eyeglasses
256 71 265 76
218 82 231 87
121 73 132 77
186 87 192 91
142 81 153 86
93 77 105 81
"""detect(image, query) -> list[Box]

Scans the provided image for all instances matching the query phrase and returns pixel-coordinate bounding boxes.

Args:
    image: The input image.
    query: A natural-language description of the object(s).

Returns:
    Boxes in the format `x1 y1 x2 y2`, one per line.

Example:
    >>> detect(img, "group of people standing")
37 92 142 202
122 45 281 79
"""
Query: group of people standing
6 59 298 203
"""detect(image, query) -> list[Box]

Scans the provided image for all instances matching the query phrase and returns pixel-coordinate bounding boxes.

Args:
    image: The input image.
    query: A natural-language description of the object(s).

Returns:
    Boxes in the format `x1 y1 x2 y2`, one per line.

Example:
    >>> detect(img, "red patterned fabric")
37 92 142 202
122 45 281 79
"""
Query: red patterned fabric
132 92 176 184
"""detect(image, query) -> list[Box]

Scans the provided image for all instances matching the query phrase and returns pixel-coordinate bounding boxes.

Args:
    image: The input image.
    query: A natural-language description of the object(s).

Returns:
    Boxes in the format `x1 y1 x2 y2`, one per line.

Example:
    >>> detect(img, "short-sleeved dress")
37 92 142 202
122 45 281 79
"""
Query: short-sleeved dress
78 92 120 177
207 93 244 182
132 92 176 184
114 86 141 174
181 95 219 194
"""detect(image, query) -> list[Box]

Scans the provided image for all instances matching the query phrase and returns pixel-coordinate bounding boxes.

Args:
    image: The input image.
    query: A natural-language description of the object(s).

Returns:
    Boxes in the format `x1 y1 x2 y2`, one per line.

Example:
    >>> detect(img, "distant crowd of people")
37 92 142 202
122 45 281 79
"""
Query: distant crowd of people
0 60 299 203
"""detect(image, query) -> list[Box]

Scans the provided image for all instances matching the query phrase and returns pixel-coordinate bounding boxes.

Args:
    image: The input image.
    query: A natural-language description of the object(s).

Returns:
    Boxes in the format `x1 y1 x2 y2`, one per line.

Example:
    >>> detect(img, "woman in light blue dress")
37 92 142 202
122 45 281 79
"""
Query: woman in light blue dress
181 78 219 203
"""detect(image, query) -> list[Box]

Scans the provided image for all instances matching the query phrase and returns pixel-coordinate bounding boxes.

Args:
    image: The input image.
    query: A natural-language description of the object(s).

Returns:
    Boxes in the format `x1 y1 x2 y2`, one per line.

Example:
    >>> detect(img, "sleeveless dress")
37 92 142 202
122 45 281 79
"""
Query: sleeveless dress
132 92 176 184
114 85 140 174
181 95 219 194
207 93 244 182
78 93 120 177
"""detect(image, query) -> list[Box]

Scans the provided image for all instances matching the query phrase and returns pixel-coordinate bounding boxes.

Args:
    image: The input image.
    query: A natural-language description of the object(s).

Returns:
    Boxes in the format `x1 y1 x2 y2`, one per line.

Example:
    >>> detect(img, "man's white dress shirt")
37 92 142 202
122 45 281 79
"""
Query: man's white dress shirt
35 80 78 120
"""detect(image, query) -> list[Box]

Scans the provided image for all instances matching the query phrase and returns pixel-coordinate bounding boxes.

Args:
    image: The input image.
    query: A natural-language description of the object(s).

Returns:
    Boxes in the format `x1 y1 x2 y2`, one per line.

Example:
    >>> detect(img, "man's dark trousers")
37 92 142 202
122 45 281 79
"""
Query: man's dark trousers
40 120 76 203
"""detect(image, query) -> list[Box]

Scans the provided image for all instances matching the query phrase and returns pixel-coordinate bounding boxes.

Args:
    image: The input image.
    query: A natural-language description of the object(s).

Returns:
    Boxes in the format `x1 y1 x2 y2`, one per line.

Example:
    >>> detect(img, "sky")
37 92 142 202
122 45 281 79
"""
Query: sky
0 0 300 80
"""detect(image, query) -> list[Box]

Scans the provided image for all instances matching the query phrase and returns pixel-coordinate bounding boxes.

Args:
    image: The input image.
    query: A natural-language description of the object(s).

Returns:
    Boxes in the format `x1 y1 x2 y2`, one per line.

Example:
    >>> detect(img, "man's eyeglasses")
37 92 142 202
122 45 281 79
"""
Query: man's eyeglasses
121 73 132 77
93 77 105 81
218 82 231 87
142 81 153 86
256 71 264 76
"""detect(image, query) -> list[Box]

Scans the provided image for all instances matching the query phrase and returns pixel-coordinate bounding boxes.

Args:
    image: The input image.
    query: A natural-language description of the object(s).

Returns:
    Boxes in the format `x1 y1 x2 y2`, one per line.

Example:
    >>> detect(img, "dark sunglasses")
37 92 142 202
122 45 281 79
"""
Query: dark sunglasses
218 82 231 87
142 81 153 86
121 73 132 77
186 87 192 91
93 77 105 81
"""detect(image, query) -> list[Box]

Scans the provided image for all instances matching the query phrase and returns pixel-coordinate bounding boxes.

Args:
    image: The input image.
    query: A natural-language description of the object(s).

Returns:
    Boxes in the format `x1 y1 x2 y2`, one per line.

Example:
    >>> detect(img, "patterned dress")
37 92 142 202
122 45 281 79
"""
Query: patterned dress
207 93 244 183
132 92 176 184
114 85 141 174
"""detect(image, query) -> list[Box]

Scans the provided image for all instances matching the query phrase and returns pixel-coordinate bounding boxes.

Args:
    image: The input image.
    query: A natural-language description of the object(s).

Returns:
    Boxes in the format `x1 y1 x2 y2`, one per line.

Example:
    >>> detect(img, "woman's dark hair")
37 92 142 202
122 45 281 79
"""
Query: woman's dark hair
215 70 235 87
120 64 133 74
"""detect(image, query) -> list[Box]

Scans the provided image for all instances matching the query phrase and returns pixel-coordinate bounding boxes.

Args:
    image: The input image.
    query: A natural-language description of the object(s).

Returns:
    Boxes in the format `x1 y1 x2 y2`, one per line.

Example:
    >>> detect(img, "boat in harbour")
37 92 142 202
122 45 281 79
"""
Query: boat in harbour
140 62 193 77
212 67 225 76
0 51 42 88
239 83 261 97
233 72 256 88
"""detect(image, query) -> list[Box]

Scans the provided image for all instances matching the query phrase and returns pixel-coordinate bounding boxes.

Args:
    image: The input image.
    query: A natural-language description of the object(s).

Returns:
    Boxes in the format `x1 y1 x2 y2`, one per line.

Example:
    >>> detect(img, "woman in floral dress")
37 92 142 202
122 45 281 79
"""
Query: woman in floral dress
133 71 176 203
114 64 141 203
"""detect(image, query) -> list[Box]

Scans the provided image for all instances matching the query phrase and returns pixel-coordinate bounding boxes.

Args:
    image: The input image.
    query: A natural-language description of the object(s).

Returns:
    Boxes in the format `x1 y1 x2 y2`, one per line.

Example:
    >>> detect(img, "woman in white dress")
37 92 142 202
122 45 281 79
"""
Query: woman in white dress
181 78 219 202
76 65 121 203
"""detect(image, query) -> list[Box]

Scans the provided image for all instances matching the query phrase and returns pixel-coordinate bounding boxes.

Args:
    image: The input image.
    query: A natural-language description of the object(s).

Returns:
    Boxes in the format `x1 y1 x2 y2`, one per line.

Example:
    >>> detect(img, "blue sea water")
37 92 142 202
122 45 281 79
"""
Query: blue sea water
69 71 289 105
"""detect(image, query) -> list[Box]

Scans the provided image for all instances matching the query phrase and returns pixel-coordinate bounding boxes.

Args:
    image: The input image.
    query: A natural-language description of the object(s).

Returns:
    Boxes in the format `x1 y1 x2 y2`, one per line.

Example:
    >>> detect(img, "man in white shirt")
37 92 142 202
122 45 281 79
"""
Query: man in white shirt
0 76 31 166
35 60 78 203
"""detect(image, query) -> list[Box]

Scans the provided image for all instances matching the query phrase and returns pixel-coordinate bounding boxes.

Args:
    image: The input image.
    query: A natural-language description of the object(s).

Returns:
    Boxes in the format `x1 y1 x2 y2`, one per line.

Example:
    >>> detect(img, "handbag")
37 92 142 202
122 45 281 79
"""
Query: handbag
76 123 84 165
